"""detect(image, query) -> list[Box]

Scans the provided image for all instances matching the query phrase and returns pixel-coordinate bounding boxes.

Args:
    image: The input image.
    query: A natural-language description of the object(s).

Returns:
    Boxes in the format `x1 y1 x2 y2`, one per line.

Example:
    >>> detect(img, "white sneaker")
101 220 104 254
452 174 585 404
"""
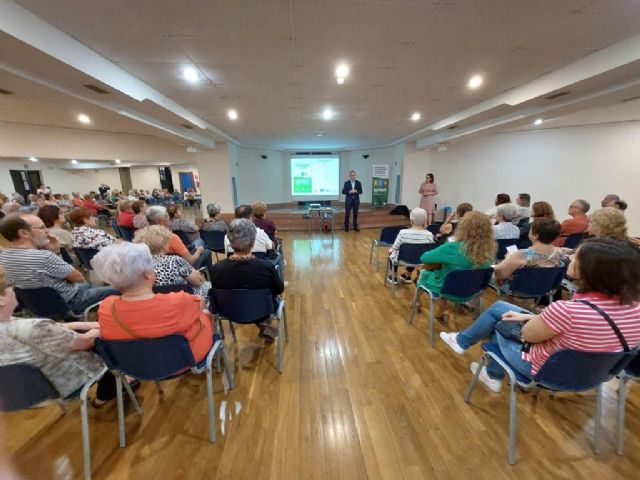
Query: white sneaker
470 362 503 393
440 332 466 355
386 275 398 285
284 281 290 288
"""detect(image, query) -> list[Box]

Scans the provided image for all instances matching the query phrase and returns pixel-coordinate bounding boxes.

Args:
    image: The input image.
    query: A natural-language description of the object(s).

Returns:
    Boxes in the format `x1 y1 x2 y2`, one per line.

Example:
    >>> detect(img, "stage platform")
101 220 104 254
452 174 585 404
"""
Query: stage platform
220 202 409 231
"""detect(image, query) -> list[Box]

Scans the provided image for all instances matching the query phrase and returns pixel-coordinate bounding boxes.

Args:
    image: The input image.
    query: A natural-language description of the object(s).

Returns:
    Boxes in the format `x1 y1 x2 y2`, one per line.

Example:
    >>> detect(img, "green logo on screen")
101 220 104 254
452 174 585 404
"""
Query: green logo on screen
293 177 312 193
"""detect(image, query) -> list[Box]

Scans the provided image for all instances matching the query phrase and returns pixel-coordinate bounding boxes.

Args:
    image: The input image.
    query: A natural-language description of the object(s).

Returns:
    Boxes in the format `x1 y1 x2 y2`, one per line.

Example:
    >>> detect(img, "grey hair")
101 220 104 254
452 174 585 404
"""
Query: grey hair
146 205 169 225
410 207 427 227
228 218 256 253
496 203 518 222
206 202 222 217
575 199 590 213
91 242 153 291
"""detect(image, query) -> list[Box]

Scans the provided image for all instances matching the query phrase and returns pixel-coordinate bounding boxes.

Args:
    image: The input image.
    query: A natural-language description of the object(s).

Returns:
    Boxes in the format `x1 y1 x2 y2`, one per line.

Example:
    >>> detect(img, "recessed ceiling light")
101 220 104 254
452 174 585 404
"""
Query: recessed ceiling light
71 159 78 164
227 109 238 120
467 74 483 90
77 113 91 124
317 131 324 137
411 112 421 122
533 118 543 126
115 159 121 164
336 77 345 85
182 66 200 83
335 64 350 78
322 108 334 120
28 156 38 162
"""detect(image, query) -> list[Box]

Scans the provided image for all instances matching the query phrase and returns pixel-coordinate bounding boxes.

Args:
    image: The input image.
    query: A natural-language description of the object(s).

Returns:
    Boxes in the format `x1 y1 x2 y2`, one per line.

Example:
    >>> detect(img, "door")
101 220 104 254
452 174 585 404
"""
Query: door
158 167 174 193
10 170 42 197
119 167 132 194
178 172 195 192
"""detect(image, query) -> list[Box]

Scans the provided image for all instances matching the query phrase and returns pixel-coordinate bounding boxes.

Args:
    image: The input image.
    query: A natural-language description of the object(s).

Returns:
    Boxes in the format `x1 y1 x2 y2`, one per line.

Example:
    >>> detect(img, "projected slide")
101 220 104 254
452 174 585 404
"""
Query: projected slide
290 156 340 196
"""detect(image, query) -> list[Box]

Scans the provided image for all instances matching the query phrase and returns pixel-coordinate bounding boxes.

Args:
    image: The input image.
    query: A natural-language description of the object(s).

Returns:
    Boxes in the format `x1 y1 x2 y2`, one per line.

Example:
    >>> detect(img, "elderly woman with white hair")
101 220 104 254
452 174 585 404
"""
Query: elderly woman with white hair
201 202 228 232
91 242 214 363
492 203 520 240
386 208 434 284
211 219 284 342
134 225 211 299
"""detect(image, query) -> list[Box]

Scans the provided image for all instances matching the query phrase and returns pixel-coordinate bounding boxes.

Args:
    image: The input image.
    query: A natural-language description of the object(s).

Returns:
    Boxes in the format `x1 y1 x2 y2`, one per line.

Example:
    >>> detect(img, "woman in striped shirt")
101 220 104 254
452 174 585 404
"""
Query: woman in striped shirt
440 237 640 393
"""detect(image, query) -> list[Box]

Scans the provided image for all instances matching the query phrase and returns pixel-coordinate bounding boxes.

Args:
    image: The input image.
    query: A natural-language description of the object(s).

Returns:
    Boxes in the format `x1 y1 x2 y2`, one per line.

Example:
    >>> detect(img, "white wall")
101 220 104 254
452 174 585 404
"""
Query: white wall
402 122 640 235
129 167 161 193
195 146 235 213
236 146 287 204
341 145 402 204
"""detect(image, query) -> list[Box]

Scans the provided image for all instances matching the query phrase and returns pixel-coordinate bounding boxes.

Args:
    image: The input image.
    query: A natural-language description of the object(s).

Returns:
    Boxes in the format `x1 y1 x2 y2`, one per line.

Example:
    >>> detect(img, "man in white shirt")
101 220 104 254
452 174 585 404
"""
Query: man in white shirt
224 205 273 254
514 193 531 224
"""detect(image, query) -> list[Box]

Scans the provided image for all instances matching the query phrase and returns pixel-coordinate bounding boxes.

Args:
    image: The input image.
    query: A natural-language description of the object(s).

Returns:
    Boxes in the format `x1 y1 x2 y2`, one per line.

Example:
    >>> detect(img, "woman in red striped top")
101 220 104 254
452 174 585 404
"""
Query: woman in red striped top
440 237 640 393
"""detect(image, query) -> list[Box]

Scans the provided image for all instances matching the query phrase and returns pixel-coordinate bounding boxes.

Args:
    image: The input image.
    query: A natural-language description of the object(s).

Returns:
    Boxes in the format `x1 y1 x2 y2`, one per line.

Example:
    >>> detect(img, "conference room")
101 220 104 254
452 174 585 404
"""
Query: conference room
1 1 640 478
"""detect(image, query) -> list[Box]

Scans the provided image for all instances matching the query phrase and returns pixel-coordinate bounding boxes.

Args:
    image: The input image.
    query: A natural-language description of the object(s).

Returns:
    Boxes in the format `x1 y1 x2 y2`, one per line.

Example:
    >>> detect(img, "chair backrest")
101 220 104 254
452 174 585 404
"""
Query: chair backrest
208 288 275 324
397 243 438 266
119 225 135 242
152 284 194 294
110 218 122 238
508 266 566 298
440 268 493 300
14 287 73 320
0 364 59 411
378 226 404 244
564 232 588 249
624 352 640 379
199 229 226 252
60 248 74 265
74 247 99 270
535 349 639 391
516 239 532 250
426 223 442 236
496 239 518 260
173 230 192 247
95 335 196 380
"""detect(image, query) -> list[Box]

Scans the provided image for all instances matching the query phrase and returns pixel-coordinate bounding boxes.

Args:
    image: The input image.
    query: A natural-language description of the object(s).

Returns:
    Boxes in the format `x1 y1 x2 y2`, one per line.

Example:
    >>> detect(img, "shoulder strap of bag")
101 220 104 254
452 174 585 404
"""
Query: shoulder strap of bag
110 299 143 339
576 299 629 352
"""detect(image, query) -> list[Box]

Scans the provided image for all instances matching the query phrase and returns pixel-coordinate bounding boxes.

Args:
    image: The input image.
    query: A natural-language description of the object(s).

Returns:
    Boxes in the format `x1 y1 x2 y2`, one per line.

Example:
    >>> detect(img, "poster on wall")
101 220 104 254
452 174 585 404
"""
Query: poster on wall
372 164 389 208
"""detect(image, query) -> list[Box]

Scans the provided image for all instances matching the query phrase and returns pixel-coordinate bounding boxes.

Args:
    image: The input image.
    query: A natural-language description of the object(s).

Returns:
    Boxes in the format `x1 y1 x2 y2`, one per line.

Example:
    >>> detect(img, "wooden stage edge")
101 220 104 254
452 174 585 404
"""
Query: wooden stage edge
219 202 409 231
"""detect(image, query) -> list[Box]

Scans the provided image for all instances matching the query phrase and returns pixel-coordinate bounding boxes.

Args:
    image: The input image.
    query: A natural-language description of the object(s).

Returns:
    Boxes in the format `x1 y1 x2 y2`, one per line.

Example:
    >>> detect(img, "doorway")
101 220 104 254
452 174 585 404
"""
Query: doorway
10 170 42 198
158 167 174 193
178 171 195 192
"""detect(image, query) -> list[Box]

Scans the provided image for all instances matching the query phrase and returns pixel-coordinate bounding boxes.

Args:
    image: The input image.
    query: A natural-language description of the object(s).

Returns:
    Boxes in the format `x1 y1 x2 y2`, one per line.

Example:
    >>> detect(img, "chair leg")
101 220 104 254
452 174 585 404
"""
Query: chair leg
594 383 603 455
508 377 518 465
369 242 374 265
116 375 126 448
429 295 435 348
80 388 92 480
121 378 143 415
408 287 421 324
219 343 234 390
383 259 390 286
464 354 487 403
216 317 226 339
154 381 164 395
391 268 397 299
277 317 284 374
205 366 217 443
283 306 289 342
617 375 628 455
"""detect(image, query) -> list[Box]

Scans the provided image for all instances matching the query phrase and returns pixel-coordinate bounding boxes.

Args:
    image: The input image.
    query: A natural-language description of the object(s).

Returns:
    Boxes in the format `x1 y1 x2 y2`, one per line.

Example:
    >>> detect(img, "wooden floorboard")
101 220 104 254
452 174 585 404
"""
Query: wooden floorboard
3 230 640 479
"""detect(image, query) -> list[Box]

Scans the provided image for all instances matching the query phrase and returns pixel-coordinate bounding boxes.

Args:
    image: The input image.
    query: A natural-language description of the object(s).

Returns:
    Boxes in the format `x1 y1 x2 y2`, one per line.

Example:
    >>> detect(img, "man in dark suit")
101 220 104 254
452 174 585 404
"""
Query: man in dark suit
342 170 363 232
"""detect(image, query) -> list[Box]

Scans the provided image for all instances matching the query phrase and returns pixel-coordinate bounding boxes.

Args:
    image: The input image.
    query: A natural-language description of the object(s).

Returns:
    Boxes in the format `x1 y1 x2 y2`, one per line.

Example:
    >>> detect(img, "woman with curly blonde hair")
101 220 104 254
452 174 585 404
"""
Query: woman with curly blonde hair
417 211 495 319
588 207 627 240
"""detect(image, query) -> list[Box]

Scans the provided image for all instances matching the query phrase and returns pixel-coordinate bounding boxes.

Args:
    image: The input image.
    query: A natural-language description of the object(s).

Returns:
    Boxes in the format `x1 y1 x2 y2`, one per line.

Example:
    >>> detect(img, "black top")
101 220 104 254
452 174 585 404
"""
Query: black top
211 257 284 297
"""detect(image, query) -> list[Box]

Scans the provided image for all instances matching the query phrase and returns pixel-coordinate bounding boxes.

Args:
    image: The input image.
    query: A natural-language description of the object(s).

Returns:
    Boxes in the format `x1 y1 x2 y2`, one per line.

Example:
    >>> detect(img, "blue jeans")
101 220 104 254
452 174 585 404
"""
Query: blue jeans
456 300 534 380
68 283 119 314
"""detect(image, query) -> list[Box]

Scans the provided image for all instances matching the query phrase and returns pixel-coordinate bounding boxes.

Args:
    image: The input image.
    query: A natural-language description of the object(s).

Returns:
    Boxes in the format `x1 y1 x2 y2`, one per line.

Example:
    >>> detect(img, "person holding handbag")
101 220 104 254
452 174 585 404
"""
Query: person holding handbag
440 237 640 393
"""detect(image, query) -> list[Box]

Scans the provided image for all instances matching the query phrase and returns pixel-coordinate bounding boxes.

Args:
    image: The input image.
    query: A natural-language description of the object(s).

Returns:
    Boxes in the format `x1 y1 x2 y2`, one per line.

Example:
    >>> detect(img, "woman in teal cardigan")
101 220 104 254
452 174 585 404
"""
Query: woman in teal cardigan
418 211 495 319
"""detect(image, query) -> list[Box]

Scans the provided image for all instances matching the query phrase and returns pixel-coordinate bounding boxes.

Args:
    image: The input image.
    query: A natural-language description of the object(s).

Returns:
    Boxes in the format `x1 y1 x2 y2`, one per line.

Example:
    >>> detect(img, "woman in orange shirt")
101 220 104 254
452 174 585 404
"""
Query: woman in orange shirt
91 242 214 363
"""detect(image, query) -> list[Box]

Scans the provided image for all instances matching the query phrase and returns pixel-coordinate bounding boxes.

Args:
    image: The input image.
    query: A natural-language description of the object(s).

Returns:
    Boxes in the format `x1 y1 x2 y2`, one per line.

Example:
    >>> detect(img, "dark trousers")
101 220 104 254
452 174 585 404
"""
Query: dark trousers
344 196 360 229
96 371 117 401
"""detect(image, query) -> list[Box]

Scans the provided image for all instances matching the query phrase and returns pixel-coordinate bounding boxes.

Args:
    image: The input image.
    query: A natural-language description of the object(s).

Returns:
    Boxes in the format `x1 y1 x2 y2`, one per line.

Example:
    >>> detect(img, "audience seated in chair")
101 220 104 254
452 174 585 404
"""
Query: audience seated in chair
131 200 148 230
70 207 118 250
82 194 109 217
493 218 566 292
252 201 277 243
553 199 590 247
117 200 135 230
601 193 620 208
92 242 214 364
201 202 228 233
485 193 511 221
440 237 640 393
224 205 273 255
514 193 531 224
0 214 118 315
0 265 119 407
519 201 555 240
37 204 74 256
167 204 200 245
436 202 472 244
211 219 284 342
387 208 434 285
418 211 495 321
492 204 520 240
134 226 211 301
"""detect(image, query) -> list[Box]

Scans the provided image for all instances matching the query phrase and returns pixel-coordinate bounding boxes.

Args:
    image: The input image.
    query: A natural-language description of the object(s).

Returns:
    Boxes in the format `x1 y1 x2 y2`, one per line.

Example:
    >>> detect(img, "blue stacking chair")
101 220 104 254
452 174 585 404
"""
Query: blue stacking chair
74 247 99 271
564 232 588 249
95 334 232 446
110 218 122 238
465 345 638 464
616 353 640 455
496 239 518 260
118 226 135 242
384 243 438 298
60 248 74 265
516 239 532 250
199 229 226 261
14 286 100 321
426 223 442 236
152 284 194 294
408 268 493 347
209 288 288 373
492 266 566 306
0 363 124 480
369 226 405 271
173 229 193 248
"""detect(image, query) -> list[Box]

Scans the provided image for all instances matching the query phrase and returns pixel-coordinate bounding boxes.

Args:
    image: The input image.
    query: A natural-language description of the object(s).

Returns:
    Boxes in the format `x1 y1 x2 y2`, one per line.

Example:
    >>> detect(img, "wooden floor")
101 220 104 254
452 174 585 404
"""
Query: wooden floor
4 230 640 479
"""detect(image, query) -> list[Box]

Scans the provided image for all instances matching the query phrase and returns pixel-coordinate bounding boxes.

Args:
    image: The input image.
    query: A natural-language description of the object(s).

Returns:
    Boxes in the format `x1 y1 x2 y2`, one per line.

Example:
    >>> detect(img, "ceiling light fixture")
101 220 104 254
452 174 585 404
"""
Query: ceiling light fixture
335 64 350 78
322 108 334 120
182 66 200 83
336 77 345 85
77 113 91 124
467 74 484 90
533 118 543 126
227 109 238 120
317 131 324 137
28 156 38 162
115 159 121 164
71 159 78 164
411 112 421 122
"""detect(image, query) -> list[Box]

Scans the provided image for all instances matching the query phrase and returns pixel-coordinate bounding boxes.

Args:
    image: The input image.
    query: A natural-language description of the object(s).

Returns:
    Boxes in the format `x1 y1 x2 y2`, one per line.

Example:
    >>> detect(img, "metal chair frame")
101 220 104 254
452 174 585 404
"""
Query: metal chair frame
384 243 437 298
